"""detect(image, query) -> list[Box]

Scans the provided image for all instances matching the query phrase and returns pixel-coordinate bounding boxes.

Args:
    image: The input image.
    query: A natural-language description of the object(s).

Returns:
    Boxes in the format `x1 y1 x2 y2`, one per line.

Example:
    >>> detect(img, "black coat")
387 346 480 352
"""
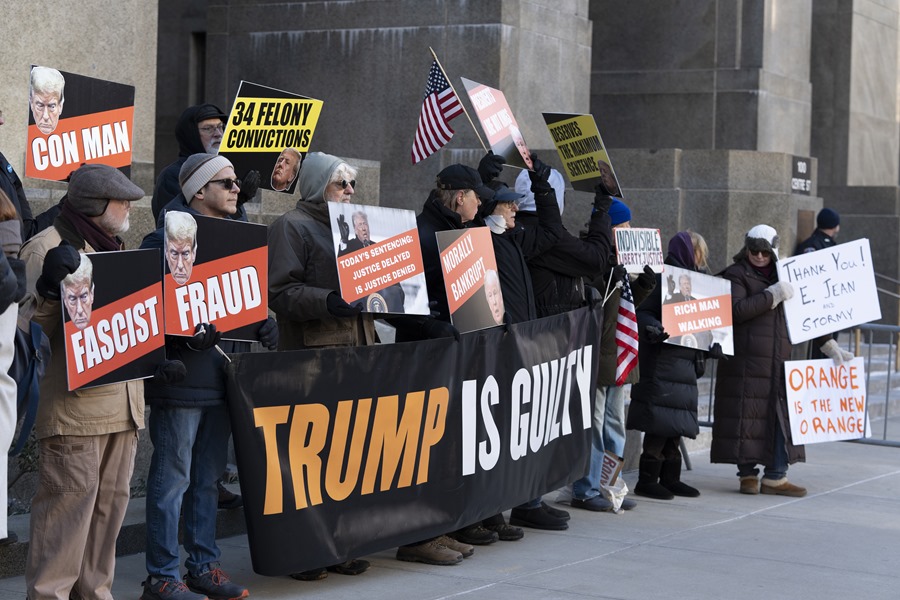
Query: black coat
0 151 60 241
627 257 706 438
794 229 836 255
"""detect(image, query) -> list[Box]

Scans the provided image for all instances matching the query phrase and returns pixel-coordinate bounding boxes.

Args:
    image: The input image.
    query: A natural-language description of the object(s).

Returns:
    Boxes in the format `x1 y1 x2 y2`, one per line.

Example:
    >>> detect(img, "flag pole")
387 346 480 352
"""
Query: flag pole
430 47 488 153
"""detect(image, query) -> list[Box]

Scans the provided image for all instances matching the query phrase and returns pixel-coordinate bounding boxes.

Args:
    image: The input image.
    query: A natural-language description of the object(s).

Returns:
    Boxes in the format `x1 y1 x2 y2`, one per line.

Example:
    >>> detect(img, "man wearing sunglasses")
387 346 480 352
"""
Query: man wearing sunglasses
137 153 279 600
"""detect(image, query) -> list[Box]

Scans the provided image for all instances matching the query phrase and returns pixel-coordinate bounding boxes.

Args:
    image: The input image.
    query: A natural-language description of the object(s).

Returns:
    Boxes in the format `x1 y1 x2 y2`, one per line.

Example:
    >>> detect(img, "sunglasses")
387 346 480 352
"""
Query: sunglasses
208 178 241 190
336 179 356 190
749 249 770 257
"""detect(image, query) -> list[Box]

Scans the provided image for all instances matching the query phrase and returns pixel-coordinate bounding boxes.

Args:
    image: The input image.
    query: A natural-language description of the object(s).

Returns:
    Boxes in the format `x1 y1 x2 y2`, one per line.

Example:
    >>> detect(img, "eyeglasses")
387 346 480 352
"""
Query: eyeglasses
336 179 356 190
208 178 241 190
198 123 225 135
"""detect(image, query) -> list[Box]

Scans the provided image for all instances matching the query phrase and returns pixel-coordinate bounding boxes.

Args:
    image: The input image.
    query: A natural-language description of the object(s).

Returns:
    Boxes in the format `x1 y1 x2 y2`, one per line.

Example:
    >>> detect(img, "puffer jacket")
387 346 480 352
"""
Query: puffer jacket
710 257 805 466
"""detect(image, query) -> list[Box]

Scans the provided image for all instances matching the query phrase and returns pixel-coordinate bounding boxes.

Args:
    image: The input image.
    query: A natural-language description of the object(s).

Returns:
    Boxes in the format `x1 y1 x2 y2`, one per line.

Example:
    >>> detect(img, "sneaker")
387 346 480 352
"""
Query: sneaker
289 568 327 581
509 506 568 531
760 477 807 497
217 481 242 510
739 476 760 495
449 524 499 545
620 497 637 511
571 496 613 512
396 540 463 565
541 501 571 521
184 567 248 600
484 522 524 541
141 577 208 600
436 535 475 558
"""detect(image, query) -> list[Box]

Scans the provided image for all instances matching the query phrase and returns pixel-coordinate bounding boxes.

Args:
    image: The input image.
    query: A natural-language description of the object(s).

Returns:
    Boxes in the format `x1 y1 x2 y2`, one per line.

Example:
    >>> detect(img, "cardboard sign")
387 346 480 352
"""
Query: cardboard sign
460 78 532 170
777 239 881 343
614 227 664 273
26 66 135 182
435 227 503 333
661 266 734 355
600 451 623 487
63 250 165 391
219 81 324 195
542 112 621 194
785 358 870 444
163 213 268 341
329 202 429 314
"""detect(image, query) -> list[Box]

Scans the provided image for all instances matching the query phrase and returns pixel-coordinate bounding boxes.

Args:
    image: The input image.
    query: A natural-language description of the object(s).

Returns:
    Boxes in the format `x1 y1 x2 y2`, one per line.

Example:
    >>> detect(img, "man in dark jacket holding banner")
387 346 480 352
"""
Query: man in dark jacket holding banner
139 153 278 600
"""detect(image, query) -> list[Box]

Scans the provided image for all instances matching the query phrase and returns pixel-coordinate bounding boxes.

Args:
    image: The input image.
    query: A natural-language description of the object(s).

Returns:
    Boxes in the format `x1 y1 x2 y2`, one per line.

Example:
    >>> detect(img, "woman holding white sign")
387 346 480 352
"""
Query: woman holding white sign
710 224 848 497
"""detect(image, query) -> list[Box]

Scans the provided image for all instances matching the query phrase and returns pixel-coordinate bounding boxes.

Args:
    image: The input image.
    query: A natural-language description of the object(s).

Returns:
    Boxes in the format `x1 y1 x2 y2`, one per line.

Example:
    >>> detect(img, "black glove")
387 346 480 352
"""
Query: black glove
592 184 613 214
257 317 279 351
154 359 187 384
337 214 350 245
585 284 602 308
644 325 669 344
427 300 444 320
611 264 628 285
707 342 727 360
0 258 17 313
8 257 26 303
36 241 81 300
237 169 260 205
477 152 505 184
187 323 221 351
635 265 656 292
326 292 362 318
528 153 554 196
421 318 460 342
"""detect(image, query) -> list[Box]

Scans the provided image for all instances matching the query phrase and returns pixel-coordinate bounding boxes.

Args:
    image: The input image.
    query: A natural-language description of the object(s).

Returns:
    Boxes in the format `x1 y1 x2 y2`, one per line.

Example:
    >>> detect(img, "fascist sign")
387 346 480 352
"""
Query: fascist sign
661 266 734 355
436 227 503 332
219 81 324 195
542 112 621 194
162 213 268 341
785 358 870 444
63 250 165 390
330 202 429 314
461 78 532 170
26 66 135 182
777 239 881 343
226 305 600 575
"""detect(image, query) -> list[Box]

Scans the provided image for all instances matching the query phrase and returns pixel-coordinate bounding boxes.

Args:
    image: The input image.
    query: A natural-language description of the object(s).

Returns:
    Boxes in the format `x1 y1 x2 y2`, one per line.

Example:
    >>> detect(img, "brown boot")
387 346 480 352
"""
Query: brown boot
760 477 807 497
739 476 759 495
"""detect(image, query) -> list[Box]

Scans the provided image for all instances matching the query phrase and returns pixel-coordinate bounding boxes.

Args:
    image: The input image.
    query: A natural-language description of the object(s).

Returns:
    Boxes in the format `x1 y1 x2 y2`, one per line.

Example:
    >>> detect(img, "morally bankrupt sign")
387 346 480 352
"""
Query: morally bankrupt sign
777 239 880 343
226 306 600 575
785 358 869 444
436 227 503 332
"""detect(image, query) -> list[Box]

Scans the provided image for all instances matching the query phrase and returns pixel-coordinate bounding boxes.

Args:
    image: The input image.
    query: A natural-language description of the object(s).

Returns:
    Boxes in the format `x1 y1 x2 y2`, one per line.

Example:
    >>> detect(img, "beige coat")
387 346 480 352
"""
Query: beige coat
19 226 143 440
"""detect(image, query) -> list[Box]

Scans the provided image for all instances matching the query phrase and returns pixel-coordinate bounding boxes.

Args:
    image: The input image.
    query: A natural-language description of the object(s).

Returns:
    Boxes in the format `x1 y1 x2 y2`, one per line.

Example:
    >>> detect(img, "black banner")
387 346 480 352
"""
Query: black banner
226 306 601 575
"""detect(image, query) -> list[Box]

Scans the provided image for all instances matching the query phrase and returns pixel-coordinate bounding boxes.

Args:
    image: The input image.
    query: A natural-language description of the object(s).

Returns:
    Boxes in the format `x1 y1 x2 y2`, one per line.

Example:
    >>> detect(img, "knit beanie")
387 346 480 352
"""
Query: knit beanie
740 223 780 261
67 164 145 216
608 198 632 226
817 208 840 229
179 153 234 201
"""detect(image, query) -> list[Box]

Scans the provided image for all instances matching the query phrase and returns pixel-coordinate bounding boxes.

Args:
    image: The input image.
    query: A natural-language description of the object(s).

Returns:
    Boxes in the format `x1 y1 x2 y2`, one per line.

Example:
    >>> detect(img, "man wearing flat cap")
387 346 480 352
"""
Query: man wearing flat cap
19 163 147 600
139 152 276 600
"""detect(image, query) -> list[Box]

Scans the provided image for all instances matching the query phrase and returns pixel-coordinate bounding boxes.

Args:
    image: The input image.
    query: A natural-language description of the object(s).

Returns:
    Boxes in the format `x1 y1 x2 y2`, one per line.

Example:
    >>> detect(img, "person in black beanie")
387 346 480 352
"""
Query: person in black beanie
795 207 840 255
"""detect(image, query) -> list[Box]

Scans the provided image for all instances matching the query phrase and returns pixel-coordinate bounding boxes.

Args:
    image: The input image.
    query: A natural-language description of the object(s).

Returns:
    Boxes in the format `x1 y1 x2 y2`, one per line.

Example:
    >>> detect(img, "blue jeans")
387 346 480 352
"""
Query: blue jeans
573 385 627 500
145 404 230 580
737 422 789 481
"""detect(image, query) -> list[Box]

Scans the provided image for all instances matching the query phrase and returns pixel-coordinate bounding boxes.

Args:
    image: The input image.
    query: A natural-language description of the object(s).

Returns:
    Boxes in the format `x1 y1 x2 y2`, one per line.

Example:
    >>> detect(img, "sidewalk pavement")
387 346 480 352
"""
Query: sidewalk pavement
2 439 898 600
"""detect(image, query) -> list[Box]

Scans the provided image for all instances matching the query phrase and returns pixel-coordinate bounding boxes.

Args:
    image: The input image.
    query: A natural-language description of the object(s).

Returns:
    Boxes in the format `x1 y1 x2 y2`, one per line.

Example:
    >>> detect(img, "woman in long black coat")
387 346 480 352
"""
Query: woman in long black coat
628 231 716 499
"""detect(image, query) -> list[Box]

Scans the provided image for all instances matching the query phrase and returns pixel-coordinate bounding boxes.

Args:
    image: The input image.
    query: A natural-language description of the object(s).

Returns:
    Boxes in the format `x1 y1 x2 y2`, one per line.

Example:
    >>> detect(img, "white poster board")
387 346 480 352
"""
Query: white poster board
785 357 870 444
777 239 880 343
613 227 664 273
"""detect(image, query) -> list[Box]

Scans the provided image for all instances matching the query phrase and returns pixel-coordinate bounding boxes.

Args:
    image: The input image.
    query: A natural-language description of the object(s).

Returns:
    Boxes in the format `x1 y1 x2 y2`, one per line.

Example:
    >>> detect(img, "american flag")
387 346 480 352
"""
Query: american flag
411 60 463 164
615 276 640 385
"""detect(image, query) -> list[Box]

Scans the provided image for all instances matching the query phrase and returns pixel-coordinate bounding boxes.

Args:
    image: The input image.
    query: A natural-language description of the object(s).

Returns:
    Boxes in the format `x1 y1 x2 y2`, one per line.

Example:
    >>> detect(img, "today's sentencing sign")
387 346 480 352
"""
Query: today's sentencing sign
777 239 880 344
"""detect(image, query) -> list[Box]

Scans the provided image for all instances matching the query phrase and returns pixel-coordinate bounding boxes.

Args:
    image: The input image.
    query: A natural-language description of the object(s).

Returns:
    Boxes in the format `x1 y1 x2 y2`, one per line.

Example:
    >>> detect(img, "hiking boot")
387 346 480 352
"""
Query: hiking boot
484 522 524 541
571 496 613 512
760 477 807 497
436 535 475 557
509 505 568 531
184 567 248 600
740 476 760 495
396 540 463 565
449 524 498 545
141 577 208 600
217 481 242 510
541 501 571 521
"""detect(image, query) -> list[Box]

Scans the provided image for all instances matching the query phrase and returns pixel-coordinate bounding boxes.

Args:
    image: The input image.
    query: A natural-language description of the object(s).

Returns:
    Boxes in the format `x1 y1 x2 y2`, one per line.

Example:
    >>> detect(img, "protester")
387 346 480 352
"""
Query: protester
0 190 24 547
710 224 851 497
569 199 655 512
0 109 62 240
139 153 277 600
629 231 720 500
19 163 145 600
151 104 259 224
267 151 375 579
